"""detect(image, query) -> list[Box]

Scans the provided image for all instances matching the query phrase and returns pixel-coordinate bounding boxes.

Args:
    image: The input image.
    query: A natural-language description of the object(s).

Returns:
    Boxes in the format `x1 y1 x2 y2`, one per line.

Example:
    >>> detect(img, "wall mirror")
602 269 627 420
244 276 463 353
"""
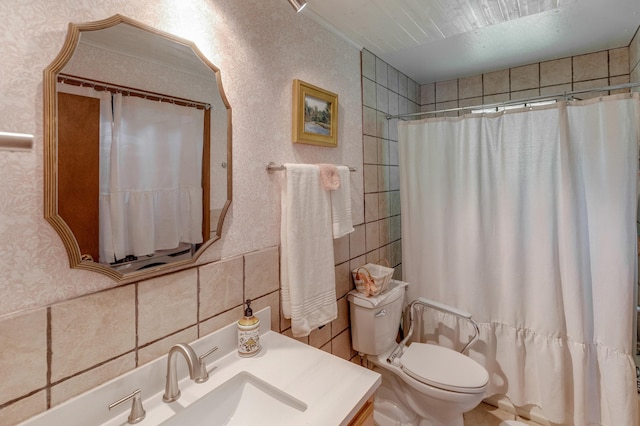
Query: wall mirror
44 14 232 282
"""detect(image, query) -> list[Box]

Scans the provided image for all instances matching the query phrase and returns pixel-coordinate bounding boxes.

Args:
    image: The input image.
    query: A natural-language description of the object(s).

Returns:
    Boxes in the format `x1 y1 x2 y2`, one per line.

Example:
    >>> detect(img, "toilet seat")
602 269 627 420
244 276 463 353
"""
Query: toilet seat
400 343 488 393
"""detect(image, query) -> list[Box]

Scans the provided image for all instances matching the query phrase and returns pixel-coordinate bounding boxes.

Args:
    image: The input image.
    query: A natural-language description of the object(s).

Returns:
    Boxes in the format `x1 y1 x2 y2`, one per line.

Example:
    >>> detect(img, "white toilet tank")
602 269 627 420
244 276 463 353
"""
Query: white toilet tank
347 280 407 355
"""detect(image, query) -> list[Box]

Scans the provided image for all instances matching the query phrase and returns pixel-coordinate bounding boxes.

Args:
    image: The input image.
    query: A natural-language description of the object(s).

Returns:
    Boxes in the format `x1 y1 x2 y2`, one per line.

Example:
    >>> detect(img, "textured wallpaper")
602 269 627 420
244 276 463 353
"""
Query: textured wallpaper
0 0 363 316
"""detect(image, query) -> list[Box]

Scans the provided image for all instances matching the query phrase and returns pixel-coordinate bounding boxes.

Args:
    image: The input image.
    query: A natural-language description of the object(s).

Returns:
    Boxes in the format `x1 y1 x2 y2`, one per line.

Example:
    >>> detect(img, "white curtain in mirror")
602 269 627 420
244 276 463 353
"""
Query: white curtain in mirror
102 95 204 262
398 93 639 425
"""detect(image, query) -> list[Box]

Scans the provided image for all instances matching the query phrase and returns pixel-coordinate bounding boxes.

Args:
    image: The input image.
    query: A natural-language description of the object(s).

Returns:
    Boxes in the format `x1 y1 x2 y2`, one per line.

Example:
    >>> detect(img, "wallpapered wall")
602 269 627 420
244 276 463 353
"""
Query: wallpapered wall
0 0 364 318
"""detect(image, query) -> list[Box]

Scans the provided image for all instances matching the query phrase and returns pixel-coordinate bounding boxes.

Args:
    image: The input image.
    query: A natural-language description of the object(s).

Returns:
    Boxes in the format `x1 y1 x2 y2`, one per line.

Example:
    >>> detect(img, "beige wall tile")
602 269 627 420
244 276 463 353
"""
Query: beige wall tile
483 69 510 95
376 57 388 87
511 88 540 101
0 391 47 426
630 28 640 75
378 138 389 165
361 50 376 81
320 341 332 354
398 72 408 98
540 58 572 87
245 247 279 301
420 103 435 113
350 256 366 273
390 117 400 143
364 193 379 223
631 65 640 87
199 256 243 321
483 93 510 105
436 79 458 102
389 91 399 116
389 141 399 166
388 66 399 93
459 75 482 99
251 291 280 332
51 353 135 406
363 164 378 194
408 79 418 103
609 47 630 76
365 221 380 253
199 306 243 336
459 96 483 113
573 51 608 81
420 83 435 104
393 264 403 281
389 166 399 191
378 191 390 220
138 269 197 346
390 215 402 242
377 165 389 192
389 191 401 216
0 308 47 405
391 240 402 267
366 249 381 264
137 327 197 366
282 327 309 345
333 235 350 265
309 323 332 348
51 285 135 382
540 83 572 98
362 106 377 136
376 84 389 114
379 217 391 246
363 135 377 164
610 75 630 94
331 329 355 361
435 100 458 117
335 261 352 299
331 297 350 338
510 63 539 91
573 78 609 99
376 110 389 139
362 77 376 108
399 95 409 116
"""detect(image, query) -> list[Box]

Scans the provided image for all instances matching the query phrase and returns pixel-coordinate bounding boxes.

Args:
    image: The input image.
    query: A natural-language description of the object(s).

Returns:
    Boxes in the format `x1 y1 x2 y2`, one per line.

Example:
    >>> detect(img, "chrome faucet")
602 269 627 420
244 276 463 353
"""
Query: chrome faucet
162 343 218 403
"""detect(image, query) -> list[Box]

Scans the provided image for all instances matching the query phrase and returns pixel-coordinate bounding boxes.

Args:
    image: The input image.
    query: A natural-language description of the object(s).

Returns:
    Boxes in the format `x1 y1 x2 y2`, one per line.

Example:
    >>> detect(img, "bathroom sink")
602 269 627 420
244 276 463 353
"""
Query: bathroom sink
160 371 308 426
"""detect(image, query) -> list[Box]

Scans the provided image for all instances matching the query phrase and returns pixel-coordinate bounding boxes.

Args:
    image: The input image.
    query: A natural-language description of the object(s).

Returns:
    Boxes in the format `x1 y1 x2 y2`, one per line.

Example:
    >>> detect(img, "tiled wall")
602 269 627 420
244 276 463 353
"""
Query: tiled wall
0 48 417 426
420 47 631 115
632 26 640 85
0 0 364 423
359 49 421 284
0 245 362 425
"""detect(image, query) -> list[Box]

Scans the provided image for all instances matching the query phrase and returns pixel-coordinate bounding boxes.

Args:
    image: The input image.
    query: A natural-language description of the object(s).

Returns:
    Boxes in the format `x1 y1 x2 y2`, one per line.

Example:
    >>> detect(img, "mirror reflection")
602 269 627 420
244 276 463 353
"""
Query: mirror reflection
44 15 231 280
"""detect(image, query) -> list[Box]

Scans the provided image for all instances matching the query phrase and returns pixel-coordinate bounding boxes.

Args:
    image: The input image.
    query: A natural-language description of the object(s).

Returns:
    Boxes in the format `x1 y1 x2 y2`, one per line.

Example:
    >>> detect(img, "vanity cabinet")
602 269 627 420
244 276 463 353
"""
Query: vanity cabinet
348 396 374 426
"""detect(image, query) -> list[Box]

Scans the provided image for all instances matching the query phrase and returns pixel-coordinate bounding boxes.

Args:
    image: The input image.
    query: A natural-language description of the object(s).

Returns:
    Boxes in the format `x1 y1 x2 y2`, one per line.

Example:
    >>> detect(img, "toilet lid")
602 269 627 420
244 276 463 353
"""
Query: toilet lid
400 343 488 393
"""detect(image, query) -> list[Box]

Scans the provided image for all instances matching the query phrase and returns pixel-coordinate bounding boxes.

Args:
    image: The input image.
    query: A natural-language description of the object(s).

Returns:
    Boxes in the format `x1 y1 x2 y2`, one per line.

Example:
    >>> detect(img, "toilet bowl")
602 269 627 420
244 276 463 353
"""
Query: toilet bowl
348 281 489 426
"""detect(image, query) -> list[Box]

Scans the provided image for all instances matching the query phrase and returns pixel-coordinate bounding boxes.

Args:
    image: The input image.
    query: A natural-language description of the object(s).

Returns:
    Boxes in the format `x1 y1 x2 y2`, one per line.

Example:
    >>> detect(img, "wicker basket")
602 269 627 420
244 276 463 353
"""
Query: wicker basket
352 260 394 297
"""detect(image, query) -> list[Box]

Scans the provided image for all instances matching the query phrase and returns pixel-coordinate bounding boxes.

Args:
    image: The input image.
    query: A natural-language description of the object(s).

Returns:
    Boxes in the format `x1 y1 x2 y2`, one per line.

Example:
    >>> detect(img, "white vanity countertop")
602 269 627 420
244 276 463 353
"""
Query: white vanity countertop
156 331 382 426
19 307 381 426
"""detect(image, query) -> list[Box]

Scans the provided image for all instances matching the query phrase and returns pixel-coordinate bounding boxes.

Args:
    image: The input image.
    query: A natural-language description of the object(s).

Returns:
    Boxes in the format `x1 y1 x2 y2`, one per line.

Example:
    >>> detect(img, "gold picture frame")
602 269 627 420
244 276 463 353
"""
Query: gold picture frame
292 79 338 147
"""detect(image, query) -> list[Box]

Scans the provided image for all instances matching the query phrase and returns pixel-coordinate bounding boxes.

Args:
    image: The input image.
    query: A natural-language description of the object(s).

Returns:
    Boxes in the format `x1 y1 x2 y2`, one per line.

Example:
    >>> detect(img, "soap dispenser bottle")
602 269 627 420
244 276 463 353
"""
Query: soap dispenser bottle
238 299 261 357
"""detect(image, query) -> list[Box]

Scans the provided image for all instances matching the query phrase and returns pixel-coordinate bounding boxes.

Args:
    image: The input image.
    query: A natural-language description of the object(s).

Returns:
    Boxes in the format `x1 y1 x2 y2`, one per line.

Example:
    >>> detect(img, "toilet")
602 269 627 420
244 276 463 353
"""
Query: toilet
348 280 489 426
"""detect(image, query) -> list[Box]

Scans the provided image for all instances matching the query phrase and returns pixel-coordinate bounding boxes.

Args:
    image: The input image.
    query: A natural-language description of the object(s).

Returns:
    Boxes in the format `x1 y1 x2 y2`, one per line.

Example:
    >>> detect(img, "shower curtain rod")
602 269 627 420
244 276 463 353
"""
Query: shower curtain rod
57 73 211 110
386 81 640 120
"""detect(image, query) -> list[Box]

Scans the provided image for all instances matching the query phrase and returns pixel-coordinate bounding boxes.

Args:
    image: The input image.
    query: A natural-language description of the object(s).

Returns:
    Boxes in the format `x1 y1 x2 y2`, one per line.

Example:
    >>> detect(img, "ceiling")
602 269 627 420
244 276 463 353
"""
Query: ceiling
303 0 640 84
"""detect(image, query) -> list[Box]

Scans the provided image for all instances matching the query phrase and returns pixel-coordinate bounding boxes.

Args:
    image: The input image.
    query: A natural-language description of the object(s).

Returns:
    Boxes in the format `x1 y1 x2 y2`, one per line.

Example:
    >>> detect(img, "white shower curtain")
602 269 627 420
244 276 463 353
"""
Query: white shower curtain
398 93 639 425
101 95 204 262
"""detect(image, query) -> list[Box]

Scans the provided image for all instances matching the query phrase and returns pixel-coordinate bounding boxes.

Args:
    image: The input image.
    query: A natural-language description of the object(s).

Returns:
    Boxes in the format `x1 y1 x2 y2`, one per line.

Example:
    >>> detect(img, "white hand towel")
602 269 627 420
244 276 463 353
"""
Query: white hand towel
281 164 338 337
331 166 354 238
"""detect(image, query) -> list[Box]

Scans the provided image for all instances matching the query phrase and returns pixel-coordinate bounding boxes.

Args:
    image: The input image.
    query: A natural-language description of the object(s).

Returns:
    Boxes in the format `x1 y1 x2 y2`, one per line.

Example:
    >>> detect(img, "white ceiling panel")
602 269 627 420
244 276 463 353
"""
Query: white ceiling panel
304 0 640 84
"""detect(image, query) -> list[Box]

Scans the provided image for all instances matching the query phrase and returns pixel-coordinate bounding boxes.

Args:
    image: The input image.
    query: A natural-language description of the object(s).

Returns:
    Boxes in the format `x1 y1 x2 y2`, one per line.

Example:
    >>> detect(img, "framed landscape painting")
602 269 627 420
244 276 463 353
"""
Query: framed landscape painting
292 79 338 147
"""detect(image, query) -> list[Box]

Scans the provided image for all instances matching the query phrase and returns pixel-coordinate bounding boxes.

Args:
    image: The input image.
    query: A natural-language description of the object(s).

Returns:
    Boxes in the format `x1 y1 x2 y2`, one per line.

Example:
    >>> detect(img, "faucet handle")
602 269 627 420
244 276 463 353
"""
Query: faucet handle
196 345 218 383
108 388 146 424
